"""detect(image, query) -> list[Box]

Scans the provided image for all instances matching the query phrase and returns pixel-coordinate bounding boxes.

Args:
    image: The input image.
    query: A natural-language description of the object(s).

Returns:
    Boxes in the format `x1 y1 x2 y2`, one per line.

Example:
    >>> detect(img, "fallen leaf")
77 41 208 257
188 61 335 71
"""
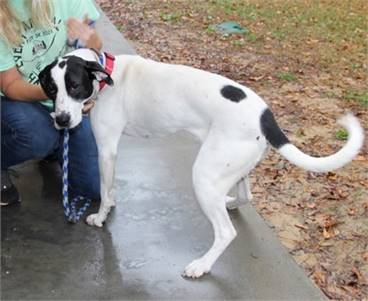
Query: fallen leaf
353 155 366 161
347 208 356 216
323 216 339 228
337 189 349 199
249 75 265 81
360 180 368 188
351 267 366 284
312 267 327 287
323 228 334 239
307 202 317 209
327 172 338 180
295 223 309 230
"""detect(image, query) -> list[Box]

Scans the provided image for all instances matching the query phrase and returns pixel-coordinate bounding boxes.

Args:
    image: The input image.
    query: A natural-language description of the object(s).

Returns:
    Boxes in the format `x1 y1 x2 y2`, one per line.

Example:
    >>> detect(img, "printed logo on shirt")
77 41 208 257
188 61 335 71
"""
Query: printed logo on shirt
32 40 47 56
12 16 67 84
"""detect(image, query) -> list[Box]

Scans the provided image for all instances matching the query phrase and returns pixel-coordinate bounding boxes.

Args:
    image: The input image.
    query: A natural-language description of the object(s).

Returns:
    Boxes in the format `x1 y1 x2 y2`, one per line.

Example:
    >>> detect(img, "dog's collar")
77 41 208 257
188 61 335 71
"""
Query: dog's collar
98 51 115 91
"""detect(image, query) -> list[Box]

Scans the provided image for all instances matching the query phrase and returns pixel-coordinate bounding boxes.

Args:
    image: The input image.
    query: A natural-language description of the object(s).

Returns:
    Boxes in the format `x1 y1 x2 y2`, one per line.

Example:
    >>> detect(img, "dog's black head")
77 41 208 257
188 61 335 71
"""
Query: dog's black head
39 51 114 129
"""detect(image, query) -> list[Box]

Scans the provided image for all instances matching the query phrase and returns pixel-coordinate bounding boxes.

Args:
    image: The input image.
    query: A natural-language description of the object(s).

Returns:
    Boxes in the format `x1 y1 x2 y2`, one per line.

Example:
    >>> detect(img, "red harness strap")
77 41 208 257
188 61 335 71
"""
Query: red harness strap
99 52 115 91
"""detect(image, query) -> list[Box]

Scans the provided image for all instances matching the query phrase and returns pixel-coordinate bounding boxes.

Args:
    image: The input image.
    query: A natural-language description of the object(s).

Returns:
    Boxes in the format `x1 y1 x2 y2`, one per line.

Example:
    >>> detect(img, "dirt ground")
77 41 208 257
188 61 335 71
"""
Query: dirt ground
96 0 367 299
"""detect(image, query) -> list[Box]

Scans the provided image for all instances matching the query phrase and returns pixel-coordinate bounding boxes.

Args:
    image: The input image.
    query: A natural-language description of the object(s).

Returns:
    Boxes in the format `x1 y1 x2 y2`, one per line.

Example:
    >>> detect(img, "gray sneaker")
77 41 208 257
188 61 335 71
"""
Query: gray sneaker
1 170 21 206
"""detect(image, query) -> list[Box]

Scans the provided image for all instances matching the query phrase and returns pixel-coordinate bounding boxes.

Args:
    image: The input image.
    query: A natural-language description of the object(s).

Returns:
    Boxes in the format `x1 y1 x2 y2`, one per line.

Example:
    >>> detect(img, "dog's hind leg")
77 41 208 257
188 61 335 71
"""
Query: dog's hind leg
183 134 262 278
225 176 253 210
225 144 270 210
184 167 236 279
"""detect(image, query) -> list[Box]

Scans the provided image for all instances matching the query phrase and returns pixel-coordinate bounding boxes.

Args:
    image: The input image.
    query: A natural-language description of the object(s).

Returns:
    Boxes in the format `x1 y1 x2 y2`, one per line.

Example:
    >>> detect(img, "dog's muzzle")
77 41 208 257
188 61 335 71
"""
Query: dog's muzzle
55 112 71 128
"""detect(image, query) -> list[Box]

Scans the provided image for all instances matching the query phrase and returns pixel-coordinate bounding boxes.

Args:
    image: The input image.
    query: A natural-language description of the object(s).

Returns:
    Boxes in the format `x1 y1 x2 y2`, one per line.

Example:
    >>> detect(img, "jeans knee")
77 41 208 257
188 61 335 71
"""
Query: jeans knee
70 176 100 201
2 104 59 161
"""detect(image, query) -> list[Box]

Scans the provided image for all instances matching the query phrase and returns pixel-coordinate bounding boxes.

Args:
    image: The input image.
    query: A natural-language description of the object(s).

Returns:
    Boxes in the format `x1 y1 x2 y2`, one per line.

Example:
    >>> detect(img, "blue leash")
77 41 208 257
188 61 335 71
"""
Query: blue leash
62 23 99 223
62 129 91 223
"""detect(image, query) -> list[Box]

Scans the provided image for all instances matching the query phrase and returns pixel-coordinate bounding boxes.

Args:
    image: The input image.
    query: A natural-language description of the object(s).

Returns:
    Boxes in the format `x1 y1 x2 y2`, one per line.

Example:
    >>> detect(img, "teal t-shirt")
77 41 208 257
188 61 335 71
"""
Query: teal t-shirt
0 0 100 106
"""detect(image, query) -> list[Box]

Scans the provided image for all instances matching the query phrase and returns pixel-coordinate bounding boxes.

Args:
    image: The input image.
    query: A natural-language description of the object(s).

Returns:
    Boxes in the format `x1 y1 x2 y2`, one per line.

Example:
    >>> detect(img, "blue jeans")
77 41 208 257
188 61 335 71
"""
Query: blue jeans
1 96 100 200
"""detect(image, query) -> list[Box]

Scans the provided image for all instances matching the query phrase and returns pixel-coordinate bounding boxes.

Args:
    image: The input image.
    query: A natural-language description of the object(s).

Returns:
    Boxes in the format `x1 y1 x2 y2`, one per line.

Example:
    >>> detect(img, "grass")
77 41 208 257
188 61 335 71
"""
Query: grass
163 0 367 89
335 129 349 140
156 1 366 53
277 72 297 82
160 11 183 22
343 90 368 107
145 0 366 108
116 24 125 31
207 0 366 46
232 39 246 46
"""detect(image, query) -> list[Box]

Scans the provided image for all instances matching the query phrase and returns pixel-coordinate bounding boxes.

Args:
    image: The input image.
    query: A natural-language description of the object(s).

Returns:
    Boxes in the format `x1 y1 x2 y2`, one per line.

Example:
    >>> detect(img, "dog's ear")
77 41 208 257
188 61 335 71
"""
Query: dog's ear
39 60 58 100
84 61 114 86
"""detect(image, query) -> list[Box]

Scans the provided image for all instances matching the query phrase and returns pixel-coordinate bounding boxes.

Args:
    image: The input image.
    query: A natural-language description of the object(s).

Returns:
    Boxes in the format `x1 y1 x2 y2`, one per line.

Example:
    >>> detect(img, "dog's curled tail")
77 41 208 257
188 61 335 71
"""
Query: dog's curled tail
260 108 364 173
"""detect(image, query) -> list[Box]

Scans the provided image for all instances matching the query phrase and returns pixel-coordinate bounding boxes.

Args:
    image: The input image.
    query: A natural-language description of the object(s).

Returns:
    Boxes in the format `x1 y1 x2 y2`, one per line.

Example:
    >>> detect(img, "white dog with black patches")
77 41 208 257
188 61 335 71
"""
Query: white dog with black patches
39 48 364 278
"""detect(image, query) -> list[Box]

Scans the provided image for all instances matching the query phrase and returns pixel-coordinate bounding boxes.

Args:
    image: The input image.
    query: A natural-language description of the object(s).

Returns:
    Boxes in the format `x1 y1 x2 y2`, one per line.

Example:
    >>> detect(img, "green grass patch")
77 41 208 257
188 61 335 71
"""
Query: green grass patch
205 25 216 34
245 32 258 42
186 0 366 76
207 0 366 46
116 24 124 31
343 90 368 107
271 28 290 40
277 72 297 82
160 11 183 22
335 129 348 140
232 39 246 46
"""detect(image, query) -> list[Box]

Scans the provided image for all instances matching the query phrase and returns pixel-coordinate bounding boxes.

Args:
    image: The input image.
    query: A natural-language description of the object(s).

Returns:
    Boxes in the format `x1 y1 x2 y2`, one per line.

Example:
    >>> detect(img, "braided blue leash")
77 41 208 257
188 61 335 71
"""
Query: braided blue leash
62 129 91 223
62 22 99 223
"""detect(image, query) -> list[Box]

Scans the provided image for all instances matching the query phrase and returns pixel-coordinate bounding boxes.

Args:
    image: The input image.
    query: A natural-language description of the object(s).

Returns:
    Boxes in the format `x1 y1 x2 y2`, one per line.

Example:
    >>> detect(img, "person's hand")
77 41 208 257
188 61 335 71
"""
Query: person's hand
67 16 102 50
82 99 96 113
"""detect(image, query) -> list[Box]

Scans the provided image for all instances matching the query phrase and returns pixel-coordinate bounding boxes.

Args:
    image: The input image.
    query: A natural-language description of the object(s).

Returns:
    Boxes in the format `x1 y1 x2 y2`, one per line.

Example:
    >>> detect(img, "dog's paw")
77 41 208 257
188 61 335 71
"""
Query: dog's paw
182 259 210 279
86 213 104 227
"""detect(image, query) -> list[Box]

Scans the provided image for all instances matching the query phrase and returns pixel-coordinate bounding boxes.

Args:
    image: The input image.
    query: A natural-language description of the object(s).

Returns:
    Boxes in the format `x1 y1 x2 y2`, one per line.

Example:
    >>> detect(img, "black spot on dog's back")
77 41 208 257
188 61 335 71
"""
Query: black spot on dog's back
221 85 246 103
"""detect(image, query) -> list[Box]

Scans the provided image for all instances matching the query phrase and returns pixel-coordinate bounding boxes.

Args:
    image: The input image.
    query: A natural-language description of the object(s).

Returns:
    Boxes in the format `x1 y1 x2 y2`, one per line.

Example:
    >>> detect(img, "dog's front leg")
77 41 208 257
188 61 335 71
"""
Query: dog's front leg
86 144 118 227
86 109 125 227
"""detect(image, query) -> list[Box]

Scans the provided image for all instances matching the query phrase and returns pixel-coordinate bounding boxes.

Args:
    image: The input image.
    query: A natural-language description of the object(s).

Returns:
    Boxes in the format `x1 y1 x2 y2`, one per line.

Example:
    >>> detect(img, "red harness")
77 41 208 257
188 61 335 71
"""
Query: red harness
99 52 115 91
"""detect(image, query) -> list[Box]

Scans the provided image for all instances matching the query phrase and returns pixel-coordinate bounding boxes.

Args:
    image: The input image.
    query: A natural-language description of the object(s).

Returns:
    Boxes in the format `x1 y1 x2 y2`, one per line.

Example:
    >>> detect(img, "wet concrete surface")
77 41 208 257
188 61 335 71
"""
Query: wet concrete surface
1 134 324 300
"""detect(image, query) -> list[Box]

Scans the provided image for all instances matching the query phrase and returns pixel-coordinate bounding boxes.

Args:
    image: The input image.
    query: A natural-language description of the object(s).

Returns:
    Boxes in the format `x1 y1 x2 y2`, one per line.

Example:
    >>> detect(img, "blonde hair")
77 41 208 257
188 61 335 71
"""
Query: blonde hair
0 0 53 47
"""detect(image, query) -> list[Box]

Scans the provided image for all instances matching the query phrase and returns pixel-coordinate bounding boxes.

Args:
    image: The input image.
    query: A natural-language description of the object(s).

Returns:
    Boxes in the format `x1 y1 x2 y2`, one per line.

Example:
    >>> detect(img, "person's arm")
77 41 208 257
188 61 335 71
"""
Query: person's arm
0 67 47 101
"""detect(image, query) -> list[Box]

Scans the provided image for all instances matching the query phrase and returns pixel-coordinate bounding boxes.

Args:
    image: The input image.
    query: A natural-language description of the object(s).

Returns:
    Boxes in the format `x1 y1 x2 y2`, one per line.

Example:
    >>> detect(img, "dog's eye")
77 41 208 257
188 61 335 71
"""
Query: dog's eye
48 85 57 96
70 83 79 90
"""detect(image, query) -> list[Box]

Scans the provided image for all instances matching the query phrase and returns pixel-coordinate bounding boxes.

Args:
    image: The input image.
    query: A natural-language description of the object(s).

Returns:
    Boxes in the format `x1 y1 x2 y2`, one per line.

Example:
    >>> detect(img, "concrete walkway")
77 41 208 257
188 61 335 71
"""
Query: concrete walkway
1 10 324 301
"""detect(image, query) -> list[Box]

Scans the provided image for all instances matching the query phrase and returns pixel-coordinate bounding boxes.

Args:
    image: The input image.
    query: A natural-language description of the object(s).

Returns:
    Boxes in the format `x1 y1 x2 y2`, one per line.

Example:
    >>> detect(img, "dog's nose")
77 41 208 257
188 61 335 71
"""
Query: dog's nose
55 112 71 128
